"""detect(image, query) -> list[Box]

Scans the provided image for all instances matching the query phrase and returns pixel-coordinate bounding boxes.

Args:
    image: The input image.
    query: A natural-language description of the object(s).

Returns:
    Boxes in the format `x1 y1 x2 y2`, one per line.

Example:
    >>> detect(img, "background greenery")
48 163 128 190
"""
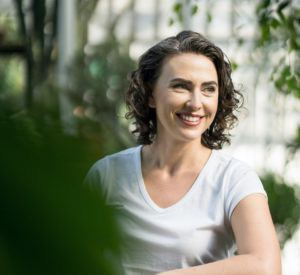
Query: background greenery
0 0 299 274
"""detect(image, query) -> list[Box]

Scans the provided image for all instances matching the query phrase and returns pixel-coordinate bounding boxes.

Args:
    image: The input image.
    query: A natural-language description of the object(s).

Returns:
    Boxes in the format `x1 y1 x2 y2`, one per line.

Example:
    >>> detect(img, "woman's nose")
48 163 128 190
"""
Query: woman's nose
186 91 202 110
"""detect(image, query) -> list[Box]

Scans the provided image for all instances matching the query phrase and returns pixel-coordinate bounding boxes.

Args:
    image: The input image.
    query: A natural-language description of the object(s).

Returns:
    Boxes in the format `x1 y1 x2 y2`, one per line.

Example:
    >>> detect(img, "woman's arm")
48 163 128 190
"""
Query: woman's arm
157 194 281 275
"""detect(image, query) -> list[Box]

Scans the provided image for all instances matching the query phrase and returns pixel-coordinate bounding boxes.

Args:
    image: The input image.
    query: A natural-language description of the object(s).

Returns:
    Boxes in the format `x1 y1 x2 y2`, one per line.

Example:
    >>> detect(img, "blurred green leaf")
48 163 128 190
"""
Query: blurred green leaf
231 61 238 71
0 113 125 274
277 10 286 23
270 18 280 28
173 3 182 13
173 3 183 23
237 37 244 46
191 5 198 16
206 11 212 23
277 0 290 13
287 125 300 153
287 75 297 91
261 173 300 247
257 0 271 11
178 13 183 23
261 24 270 45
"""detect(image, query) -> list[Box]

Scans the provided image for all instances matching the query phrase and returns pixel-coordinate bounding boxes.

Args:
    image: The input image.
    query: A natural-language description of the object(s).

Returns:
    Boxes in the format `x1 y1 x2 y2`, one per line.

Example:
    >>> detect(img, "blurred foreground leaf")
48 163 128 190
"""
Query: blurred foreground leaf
0 113 124 275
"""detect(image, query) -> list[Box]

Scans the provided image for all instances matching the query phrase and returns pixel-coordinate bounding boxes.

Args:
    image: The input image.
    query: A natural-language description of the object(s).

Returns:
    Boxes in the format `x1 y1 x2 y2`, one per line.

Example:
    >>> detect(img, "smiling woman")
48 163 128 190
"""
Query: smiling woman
147 53 219 144
85 31 281 275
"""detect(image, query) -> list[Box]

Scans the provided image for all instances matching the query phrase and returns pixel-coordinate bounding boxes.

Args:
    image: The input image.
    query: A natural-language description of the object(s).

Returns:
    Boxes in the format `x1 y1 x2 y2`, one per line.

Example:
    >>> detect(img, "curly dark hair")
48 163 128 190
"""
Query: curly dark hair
125 30 243 149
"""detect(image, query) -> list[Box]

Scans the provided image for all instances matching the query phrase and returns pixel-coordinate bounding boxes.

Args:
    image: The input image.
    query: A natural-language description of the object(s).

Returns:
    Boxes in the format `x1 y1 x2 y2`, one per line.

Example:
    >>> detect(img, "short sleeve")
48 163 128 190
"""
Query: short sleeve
225 165 267 220
84 157 109 196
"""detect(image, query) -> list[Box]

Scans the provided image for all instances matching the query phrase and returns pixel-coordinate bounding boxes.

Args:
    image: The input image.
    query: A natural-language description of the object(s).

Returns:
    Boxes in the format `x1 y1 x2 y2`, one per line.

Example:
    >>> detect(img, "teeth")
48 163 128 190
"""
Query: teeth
180 115 200 122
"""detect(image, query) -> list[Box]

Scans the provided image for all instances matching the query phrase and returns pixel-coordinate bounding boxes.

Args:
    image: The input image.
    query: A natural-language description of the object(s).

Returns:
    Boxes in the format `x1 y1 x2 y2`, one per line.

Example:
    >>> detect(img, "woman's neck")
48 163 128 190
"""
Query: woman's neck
142 138 211 176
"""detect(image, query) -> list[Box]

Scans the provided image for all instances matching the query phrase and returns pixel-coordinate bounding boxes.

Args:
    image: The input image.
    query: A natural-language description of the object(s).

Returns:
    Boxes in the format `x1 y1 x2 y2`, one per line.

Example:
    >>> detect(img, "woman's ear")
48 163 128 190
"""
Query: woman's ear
148 95 156 108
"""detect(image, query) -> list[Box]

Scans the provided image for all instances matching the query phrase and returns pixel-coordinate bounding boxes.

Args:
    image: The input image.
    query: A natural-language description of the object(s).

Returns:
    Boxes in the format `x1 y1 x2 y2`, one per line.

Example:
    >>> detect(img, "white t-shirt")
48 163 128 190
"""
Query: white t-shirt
85 145 267 275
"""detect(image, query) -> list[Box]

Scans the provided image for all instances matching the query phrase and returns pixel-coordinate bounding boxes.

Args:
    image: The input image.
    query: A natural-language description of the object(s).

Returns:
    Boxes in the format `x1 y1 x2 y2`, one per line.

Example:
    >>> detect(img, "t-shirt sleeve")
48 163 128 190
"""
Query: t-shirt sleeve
84 157 108 196
225 164 267 220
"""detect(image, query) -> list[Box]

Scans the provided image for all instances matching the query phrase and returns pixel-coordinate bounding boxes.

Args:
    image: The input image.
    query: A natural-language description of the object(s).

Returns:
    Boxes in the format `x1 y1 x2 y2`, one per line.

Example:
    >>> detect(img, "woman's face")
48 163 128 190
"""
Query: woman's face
149 53 219 144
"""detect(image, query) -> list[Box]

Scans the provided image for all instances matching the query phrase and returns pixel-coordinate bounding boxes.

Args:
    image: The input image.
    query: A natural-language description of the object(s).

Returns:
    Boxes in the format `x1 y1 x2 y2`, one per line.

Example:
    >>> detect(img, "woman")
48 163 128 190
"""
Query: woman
85 31 281 274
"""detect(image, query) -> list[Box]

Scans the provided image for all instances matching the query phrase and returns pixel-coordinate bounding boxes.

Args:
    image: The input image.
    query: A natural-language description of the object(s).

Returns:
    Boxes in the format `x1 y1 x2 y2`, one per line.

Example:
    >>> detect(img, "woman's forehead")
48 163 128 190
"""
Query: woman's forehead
159 53 218 82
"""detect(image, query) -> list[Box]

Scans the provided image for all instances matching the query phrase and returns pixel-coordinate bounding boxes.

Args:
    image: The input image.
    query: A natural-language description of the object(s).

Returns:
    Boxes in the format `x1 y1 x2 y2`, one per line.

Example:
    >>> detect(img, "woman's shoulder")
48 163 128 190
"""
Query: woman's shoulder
88 145 141 172
211 150 254 175
84 145 141 188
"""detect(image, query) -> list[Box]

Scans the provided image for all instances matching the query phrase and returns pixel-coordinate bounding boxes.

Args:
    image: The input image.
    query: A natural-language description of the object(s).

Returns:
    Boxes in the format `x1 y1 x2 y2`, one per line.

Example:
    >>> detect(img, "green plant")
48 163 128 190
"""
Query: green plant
0 112 124 275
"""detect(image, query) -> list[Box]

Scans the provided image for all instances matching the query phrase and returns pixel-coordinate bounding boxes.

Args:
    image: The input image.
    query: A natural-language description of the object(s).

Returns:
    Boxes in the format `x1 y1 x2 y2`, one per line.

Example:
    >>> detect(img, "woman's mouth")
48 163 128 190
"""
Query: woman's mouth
176 113 203 126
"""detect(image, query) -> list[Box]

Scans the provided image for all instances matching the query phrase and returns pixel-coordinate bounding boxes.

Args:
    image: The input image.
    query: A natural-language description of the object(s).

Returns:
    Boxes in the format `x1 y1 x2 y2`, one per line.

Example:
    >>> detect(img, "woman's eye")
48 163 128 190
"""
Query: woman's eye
173 84 187 89
203 86 216 93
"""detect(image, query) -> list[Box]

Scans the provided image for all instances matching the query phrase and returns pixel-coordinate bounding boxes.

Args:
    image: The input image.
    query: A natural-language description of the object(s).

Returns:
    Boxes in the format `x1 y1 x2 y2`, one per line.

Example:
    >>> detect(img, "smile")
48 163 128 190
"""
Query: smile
176 113 203 126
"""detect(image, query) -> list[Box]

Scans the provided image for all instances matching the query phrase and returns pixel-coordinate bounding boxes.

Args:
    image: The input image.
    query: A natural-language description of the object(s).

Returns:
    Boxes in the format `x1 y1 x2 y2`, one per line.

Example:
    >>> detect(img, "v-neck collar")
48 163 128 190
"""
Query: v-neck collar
135 145 215 214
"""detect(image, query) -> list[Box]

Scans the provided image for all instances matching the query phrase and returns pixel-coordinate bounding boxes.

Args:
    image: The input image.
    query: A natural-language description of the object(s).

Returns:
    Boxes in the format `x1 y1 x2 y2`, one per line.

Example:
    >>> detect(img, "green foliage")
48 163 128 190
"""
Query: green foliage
255 0 300 98
261 173 300 247
287 125 300 155
1 2 135 273
231 60 238 72
173 3 183 24
169 0 202 26
270 62 300 97
191 5 199 16
0 57 24 97
0 111 124 274
206 11 212 23
255 0 300 248
0 57 25 122
0 13 21 44
174 3 183 13
256 0 295 46
169 18 175 26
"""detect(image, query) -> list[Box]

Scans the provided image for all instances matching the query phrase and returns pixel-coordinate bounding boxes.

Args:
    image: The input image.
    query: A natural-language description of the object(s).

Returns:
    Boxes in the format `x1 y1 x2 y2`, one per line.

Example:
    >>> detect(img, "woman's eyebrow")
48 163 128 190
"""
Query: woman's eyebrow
169 78 193 85
169 79 218 88
201 81 218 87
